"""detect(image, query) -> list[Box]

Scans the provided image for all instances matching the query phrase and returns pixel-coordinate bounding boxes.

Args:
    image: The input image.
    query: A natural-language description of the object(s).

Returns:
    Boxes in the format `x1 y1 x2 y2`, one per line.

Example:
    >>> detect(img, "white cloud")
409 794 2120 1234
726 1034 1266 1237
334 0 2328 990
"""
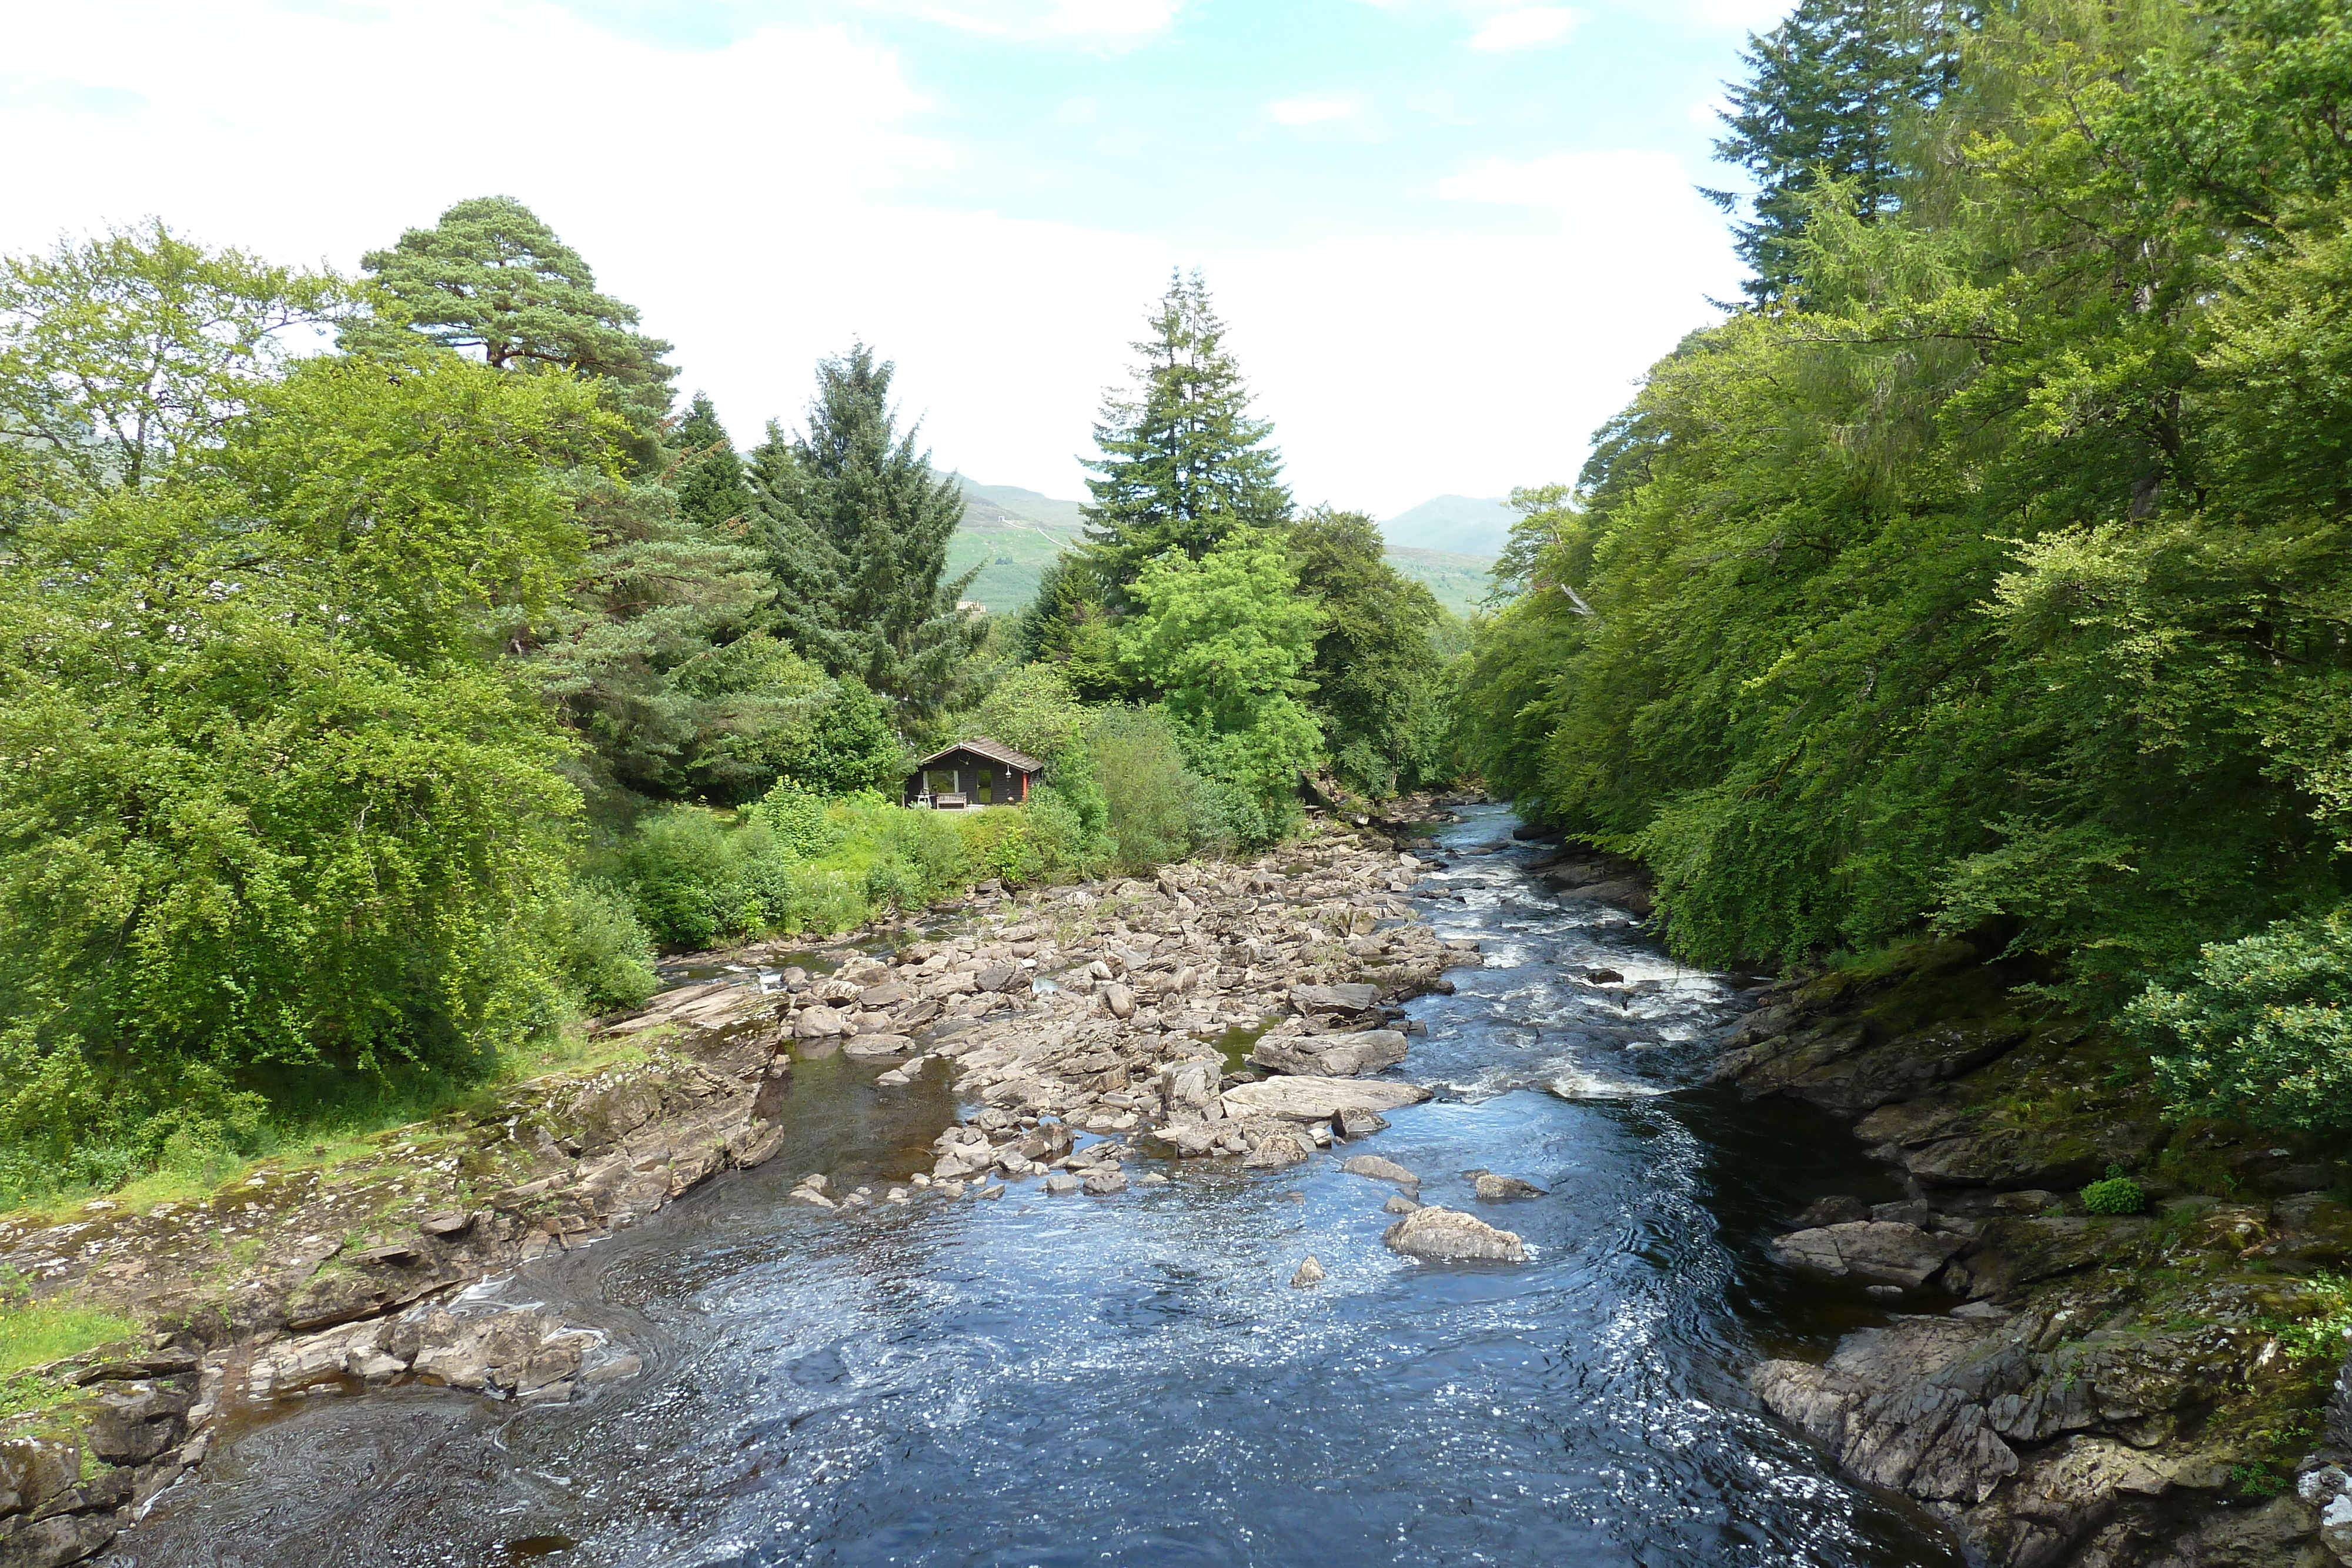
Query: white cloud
0 1 1740 519
1267 93 1367 127
1466 6 1582 50
861 0 1181 48
1435 148 1705 224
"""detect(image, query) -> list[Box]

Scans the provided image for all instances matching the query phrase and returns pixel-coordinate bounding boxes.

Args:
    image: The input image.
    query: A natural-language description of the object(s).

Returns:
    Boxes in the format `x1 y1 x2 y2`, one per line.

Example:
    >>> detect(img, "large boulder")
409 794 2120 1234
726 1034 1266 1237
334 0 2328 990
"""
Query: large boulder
1383 1205 1526 1263
792 1004 848 1039
842 1034 913 1057
1290 983 1381 1018
0 1437 78 1518
1342 1154 1420 1188
1251 1029 1408 1079
1715 1019 2027 1117
1768 1221 1967 1287
1220 1076 1429 1122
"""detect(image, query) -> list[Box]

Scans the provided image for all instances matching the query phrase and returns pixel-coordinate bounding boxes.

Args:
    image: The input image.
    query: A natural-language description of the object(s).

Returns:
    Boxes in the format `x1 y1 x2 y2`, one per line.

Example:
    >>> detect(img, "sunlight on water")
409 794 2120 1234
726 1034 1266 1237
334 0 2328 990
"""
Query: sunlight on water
113 805 1960 1568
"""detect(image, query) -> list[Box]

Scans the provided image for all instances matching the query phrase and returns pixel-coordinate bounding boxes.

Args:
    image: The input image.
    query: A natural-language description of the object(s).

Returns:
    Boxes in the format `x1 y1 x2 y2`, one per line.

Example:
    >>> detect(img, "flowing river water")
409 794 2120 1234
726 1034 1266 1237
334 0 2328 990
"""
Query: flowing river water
113 807 1964 1568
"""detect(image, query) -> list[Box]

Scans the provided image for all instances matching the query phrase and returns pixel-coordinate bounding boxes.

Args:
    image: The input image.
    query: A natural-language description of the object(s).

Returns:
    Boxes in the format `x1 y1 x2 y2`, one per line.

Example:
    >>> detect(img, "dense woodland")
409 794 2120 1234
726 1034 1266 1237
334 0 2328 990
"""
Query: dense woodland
0 208 1457 1201
8 0 2351 1204
1460 0 2352 1140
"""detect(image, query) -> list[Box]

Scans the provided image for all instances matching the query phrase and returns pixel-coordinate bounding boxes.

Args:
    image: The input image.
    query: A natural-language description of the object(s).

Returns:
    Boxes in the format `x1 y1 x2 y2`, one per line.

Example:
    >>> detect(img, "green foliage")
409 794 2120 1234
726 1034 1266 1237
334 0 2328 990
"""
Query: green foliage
1455 0 2352 1064
1082 270 1290 596
1289 506 1448 796
528 471 794 801
352 195 676 464
2081 1165 2148 1215
0 222 615 1192
541 885 659 1015
609 783 1110 950
795 677 906 795
1078 707 1229 872
0 219 353 506
1703 0 1965 303
0 352 597 1095
749 345 986 721
672 391 751 530
1119 527 1324 838
2132 905 2352 1136
0 1269 142 1417
970 662 1095 761
1013 553 1127 700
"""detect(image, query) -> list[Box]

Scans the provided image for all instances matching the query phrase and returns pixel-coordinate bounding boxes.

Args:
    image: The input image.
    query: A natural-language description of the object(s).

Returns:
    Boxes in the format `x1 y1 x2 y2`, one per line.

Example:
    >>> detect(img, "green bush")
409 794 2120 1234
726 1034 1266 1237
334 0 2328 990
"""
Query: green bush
2081 1165 2147 1215
612 809 747 947
544 884 659 1014
2130 904 2352 1135
1085 707 1222 872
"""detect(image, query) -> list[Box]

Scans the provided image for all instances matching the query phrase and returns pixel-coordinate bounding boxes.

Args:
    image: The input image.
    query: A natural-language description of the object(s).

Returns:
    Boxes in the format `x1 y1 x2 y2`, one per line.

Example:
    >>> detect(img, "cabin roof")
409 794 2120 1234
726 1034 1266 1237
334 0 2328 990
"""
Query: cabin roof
911 737 1047 774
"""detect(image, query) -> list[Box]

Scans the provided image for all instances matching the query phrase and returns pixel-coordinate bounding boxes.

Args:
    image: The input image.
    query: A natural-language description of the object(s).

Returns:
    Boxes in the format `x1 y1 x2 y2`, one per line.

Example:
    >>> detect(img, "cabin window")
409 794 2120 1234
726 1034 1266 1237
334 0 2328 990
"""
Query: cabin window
976 768 994 804
926 768 956 797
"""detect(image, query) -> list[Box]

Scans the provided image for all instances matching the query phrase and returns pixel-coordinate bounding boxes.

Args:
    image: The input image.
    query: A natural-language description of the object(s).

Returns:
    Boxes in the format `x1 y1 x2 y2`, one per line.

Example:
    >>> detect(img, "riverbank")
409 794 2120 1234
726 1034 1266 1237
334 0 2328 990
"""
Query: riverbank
0 810 1482 1567
1713 935 2352 1566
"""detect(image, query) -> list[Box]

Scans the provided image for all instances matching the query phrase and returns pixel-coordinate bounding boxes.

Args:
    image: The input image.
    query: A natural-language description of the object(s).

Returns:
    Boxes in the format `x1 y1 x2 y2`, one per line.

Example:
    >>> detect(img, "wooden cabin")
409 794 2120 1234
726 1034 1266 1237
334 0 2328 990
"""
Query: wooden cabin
906 738 1046 810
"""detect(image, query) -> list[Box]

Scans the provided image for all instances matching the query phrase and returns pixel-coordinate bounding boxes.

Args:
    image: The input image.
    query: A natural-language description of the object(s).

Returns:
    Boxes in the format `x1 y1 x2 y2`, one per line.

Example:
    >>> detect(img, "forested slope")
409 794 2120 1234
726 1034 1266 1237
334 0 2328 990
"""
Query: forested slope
1460 0 2352 1135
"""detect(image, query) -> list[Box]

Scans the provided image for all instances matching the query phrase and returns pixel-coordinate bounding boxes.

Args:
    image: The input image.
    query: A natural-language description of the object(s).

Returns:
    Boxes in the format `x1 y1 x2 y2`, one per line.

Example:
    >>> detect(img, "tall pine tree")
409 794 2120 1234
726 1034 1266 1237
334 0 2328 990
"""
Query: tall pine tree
673 391 751 530
1702 0 1966 304
1082 271 1290 596
749 344 984 724
353 196 676 464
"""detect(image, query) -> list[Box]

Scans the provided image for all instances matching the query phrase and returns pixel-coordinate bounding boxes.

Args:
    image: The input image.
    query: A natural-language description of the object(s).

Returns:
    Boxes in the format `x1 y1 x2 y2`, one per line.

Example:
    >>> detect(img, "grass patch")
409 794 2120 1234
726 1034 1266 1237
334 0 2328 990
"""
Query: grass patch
1 1025 662 1231
0 1271 143 1422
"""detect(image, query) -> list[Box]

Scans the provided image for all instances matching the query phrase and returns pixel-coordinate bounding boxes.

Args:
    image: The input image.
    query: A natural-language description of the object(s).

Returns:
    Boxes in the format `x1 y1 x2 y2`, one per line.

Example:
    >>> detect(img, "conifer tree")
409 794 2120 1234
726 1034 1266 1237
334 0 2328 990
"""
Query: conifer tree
353 196 676 462
673 391 751 530
1702 0 1966 303
1082 270 1289 595
749 344 984 723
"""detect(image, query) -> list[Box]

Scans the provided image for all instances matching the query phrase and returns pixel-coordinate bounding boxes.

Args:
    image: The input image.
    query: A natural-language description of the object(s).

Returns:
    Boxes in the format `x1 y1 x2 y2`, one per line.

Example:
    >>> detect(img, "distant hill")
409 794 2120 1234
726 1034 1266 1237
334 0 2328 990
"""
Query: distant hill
943 477 1499 619
1386 545 1496 618
1382 494 1515 559
944 476 1091 614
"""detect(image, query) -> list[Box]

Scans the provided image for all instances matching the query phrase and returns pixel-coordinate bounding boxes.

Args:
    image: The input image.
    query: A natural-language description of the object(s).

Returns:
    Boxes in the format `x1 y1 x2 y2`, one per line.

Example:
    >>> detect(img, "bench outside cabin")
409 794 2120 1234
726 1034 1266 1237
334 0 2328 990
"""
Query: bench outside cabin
906 738 1047 810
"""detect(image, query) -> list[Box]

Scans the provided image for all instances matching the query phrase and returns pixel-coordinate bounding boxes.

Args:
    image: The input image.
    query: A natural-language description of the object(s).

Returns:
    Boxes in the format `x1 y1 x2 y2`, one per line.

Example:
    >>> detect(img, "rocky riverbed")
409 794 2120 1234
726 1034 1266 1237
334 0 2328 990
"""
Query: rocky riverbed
19 804 2330 1568
0 812 1509 1567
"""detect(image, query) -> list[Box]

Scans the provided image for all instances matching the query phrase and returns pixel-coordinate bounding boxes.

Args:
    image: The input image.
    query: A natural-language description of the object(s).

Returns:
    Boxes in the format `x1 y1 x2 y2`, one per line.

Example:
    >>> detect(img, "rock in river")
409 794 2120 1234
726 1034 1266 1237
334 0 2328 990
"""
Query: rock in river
1291 1255 1327 1288
1767 1221 1966 1288
1383 1205 1526 1263
1474 1174 1546 1201
1289 983 1381 1018
844 1033 914 1057
792 1004 848 1038
1252 1029 1408 1079
1342 1154 1421 1188
1220 1076 1430 1122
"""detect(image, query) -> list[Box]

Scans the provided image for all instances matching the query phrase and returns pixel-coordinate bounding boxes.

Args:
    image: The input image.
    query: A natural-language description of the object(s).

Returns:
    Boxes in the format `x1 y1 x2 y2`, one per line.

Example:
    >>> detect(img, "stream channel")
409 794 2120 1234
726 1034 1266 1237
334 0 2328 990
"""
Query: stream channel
113 806 1965 1567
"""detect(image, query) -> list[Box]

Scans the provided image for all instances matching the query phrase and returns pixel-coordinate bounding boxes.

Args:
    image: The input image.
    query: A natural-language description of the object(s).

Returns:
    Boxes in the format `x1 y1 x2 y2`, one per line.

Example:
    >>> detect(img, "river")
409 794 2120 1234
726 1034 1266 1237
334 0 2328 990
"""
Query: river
112 806 1963 1568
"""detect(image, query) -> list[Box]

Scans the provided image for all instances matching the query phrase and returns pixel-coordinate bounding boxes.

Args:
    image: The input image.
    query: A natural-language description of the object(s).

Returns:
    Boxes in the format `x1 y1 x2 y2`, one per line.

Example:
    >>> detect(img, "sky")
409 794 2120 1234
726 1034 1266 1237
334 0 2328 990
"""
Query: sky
4 0 1787 517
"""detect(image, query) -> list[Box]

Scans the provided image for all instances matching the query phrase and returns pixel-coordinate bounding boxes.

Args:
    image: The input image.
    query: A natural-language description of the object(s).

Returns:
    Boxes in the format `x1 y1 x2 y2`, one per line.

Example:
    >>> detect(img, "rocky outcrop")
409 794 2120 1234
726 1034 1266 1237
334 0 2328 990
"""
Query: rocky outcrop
1719 937 2352 1567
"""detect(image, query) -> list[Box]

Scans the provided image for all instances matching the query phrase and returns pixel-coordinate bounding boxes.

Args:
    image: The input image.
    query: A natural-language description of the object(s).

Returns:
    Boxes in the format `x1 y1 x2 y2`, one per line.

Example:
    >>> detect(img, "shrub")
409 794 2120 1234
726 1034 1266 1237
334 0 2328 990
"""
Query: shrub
612 809 743 947
1085 707 1217 872
544 884 659 1014
2130 903 2352 1135
2081 1165 2147 1215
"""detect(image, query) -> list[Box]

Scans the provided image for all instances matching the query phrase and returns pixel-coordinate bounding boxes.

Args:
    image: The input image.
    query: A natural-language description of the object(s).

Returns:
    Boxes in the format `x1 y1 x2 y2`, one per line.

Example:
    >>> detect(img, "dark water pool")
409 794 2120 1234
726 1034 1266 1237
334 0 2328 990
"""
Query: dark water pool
112 807 1960 1568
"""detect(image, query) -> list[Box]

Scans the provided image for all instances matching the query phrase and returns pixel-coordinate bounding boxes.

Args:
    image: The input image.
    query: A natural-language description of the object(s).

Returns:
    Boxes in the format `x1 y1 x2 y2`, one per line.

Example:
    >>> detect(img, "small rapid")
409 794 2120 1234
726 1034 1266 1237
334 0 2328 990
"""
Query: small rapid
113 807 1960 1568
